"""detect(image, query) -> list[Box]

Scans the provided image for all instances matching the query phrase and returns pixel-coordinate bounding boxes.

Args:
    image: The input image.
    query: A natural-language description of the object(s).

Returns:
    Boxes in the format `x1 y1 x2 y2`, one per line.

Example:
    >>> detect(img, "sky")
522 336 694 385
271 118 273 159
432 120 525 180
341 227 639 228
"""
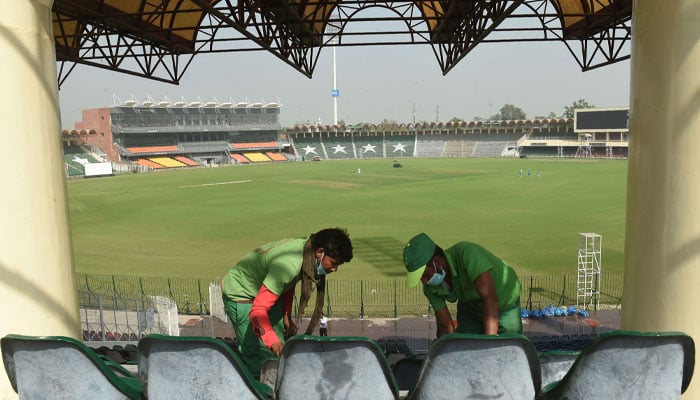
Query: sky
57 35 631 129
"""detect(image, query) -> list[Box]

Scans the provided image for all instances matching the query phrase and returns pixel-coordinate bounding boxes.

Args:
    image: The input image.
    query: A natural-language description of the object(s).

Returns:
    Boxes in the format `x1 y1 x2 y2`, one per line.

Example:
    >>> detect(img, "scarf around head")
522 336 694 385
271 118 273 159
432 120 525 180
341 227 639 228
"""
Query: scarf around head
296 238 326 335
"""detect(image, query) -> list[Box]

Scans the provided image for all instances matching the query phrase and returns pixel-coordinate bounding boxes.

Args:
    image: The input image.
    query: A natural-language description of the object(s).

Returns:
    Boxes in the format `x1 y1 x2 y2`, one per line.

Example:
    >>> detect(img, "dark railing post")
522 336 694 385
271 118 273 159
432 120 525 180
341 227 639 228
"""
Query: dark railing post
393 280 398 318
325 281 332 317
197 278 204 315
360 281 365 318
98 294 106 341
558 274 567 307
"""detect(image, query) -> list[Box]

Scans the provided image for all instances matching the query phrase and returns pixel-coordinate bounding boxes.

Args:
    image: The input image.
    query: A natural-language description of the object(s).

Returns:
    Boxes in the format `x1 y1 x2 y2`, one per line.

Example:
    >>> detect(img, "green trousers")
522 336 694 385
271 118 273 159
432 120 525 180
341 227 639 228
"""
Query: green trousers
455 300 523 334
222 296 285 379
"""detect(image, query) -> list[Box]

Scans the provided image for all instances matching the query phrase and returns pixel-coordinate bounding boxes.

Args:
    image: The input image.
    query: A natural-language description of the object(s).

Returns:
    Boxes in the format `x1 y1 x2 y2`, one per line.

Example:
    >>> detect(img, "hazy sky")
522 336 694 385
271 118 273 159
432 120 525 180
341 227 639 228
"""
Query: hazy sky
58 37 631 129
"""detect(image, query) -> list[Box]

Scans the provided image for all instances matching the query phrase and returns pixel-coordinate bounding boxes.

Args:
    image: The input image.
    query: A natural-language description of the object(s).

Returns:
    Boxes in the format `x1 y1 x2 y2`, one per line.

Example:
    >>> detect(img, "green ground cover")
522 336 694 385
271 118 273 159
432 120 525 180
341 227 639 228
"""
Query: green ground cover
67 158 627 281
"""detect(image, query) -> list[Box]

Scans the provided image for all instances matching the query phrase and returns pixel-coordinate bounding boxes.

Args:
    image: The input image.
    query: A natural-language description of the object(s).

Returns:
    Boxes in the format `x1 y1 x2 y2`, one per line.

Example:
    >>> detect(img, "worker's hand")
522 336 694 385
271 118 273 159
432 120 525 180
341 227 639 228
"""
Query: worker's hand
270 341 284 357
283 318 298 340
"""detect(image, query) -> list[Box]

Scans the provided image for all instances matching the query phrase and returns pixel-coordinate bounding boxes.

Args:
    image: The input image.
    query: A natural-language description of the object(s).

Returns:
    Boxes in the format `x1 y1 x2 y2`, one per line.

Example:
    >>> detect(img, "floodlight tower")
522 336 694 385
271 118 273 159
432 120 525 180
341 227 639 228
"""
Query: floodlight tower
577 233 602 310
328 18 340 127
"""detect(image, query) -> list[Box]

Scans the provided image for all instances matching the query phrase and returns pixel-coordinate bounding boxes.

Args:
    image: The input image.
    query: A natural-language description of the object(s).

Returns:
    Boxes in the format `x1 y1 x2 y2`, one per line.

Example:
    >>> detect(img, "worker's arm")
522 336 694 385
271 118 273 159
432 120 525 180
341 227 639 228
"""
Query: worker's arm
249 284 284 356
474 271 499 335
434 306 455 337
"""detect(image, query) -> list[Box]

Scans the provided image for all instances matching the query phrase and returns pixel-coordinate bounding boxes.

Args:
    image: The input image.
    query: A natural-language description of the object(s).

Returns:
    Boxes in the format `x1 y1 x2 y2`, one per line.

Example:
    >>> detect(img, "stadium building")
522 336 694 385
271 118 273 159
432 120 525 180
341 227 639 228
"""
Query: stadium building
64 102 629 176
63 96 289 176
287 108 629 160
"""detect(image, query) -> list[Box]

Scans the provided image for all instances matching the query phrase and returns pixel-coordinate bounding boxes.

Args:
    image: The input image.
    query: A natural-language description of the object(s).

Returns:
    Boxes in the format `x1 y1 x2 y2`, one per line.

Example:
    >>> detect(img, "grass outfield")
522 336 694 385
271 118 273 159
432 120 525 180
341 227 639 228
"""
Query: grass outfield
67 157 627 281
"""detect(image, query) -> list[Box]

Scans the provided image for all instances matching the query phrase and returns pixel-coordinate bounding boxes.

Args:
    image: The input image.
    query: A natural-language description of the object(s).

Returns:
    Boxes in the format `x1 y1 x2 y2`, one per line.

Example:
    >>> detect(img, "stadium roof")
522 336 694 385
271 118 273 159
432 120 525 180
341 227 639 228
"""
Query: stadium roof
53 0 632 87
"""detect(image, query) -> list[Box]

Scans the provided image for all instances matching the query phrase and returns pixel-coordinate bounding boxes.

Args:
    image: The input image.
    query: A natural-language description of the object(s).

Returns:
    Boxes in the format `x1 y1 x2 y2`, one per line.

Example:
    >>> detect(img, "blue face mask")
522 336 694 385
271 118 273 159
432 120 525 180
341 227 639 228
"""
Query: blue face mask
316 254 326 276
426 268 446 286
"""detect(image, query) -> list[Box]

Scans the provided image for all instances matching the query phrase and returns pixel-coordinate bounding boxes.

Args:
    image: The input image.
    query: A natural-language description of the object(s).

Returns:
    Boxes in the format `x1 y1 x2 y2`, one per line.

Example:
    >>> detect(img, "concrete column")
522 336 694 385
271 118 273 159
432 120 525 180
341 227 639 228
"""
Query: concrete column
0 1 80 398
622 0 700 397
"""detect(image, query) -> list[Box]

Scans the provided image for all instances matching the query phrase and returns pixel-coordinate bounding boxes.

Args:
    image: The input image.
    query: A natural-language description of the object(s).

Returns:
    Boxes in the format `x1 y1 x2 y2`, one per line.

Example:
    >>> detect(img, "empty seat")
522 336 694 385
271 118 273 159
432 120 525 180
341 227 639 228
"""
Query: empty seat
1 334 142 399
391 356 424 392
276 335 399 400
137 334 272 400
538 350 579 388
406 333 541 400
540 330 695 399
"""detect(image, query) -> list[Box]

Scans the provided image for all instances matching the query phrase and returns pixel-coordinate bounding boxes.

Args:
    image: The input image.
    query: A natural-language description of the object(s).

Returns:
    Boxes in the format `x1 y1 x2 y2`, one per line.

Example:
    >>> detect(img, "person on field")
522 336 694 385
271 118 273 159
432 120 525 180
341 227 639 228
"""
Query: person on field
319 313 328 336
222 227 353 378
402 233 522 336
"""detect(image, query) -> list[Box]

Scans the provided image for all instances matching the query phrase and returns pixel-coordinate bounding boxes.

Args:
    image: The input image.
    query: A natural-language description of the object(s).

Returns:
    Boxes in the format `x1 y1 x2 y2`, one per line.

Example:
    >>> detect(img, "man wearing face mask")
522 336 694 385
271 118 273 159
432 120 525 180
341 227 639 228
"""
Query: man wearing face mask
222 227 353 378
403 233 522 336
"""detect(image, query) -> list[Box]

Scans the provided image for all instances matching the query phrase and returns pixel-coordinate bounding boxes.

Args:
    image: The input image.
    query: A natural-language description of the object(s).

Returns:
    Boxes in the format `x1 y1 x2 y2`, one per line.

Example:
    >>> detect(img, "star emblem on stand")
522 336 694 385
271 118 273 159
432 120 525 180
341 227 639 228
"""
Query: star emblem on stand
332 144 347 154
362 144 377 153
392 143 406 153
303 145 317 155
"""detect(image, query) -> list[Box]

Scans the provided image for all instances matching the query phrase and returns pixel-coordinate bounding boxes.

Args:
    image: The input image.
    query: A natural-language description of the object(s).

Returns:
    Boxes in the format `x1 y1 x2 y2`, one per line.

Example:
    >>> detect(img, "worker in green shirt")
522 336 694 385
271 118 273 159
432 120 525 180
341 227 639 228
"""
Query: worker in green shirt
403 233 522 336
222 227 353 378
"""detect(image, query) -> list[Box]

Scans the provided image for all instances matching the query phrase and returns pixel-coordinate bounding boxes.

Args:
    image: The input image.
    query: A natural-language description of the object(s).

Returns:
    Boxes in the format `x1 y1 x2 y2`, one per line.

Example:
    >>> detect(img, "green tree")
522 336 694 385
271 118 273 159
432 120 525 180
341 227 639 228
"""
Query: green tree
493 104 526 120
564 99 595 118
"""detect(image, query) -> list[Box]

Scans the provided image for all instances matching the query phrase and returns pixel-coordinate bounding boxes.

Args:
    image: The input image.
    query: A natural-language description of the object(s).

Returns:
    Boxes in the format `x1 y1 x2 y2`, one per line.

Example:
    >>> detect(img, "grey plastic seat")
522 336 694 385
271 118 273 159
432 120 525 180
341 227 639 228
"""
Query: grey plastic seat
538 350 579 388
137 334 272 400
406 333 541 400
276 335 399 400
540 330 695 399
1 334 142 399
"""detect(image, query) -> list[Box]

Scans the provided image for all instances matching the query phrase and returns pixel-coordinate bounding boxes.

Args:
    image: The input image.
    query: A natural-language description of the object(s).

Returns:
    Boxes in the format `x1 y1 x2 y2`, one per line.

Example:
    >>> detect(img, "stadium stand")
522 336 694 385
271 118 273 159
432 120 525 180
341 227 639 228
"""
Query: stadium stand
173 156 199 166
276 335 399 400
127 145 178 154
472 140 509 157
442 136 477 157
324 138 356 159
356 137 385 159
137 334 272 400
540 331 695 399
179 141 229 153
290 136 323 160
265 152 288 161
232 141 279 150
385 138 414 158
231 153 250 163
1 334 142 399
136 158 164 169
243 152 272 162
405 333 541 400
148 157 187 168
415 139 445 157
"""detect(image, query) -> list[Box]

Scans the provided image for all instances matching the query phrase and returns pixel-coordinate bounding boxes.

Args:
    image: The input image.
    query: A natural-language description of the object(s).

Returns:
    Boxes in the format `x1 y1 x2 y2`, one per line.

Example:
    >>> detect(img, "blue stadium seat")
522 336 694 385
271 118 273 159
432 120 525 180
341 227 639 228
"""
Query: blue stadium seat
137 334 272 400
1 334 142 399
406 333 541 400
540 330 695 399
276 335 399 400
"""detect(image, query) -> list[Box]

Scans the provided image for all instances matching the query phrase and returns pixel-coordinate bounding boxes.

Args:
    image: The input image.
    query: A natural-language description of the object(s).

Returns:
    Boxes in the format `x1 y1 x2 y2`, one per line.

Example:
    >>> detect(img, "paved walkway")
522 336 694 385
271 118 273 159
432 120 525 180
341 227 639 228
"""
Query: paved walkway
179 308 621 354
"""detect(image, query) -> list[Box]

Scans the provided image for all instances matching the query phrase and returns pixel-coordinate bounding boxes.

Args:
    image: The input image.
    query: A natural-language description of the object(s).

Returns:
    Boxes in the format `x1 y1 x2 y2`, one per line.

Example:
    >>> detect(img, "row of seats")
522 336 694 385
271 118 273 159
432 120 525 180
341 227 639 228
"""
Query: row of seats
91 333 597 365
2 331 694 399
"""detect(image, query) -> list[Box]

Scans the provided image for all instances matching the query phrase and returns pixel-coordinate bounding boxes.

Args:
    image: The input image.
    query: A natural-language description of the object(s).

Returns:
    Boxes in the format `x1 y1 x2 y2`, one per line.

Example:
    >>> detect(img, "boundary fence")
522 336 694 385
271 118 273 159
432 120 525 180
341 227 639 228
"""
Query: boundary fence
77 271 623 319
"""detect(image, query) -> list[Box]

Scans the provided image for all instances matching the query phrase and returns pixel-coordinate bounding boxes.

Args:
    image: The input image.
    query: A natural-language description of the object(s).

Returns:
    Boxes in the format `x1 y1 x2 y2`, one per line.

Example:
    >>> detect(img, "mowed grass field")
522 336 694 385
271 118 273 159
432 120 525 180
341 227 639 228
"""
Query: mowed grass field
67 157 627 281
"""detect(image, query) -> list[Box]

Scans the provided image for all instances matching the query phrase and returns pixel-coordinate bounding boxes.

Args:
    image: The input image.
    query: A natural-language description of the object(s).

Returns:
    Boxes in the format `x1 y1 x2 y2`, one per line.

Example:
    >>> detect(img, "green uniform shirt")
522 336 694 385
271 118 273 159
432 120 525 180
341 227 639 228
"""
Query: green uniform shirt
423 241 521 313
222 237 307 301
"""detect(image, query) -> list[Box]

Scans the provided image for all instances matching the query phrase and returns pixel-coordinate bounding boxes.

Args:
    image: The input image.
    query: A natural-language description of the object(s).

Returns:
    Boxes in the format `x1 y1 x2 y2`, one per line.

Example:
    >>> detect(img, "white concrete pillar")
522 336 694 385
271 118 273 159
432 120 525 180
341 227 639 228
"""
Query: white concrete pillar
622 0 700 397
0 1 80 398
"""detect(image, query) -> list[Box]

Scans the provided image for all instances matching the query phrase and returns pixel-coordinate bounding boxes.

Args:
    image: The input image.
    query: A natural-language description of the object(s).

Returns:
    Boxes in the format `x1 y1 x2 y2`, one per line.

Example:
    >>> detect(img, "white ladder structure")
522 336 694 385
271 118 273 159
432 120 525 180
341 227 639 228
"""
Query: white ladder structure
577 233 602 310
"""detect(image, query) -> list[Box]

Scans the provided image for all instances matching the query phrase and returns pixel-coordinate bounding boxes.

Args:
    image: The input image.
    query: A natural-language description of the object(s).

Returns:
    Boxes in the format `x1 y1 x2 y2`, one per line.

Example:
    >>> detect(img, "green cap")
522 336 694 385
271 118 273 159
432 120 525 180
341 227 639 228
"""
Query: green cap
403 233 436 288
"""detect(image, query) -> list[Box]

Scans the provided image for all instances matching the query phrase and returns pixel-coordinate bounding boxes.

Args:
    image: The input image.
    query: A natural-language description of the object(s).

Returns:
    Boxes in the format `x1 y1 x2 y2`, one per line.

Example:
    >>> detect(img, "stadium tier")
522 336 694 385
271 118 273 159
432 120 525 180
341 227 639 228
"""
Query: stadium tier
230 153 250 163
149 157 187 168
243 152 271 162
64 104 629 175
